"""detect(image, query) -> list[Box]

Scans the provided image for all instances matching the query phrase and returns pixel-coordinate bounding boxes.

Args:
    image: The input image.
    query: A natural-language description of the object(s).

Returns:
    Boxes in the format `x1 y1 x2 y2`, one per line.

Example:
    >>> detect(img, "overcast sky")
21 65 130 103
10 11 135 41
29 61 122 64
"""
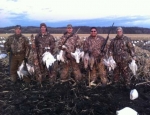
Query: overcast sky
0 0 150 28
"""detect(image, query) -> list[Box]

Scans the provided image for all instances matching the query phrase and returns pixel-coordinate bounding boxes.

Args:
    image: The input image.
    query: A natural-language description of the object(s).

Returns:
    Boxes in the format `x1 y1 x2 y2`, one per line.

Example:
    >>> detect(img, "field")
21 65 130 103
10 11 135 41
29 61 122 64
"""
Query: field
0 34 150 115
1 34 150 40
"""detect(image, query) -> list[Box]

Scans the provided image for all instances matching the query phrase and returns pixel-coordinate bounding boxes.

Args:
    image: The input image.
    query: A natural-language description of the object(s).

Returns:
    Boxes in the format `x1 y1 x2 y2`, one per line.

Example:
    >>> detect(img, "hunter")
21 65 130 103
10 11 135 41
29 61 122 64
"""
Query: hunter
109 27 136 87
4 25 30 83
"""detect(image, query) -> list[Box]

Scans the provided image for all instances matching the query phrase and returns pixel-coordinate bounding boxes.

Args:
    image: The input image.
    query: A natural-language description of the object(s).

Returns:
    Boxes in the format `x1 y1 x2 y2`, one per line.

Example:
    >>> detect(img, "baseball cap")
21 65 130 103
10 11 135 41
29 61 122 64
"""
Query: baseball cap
116 27 123 31
67 24 73 28
15 25 21 30
40 23 47 28
40 23 48 31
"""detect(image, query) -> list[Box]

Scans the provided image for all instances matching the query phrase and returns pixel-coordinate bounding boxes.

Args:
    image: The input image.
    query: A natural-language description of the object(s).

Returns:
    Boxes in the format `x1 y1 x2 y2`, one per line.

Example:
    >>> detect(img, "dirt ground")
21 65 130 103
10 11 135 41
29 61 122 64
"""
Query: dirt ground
0 60 150 115
0 38 150 115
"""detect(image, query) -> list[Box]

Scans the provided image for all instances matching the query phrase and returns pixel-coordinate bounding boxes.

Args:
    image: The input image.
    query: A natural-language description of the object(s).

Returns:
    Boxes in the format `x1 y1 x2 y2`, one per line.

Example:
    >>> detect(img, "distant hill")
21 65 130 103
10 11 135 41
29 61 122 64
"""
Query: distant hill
0 26 150 34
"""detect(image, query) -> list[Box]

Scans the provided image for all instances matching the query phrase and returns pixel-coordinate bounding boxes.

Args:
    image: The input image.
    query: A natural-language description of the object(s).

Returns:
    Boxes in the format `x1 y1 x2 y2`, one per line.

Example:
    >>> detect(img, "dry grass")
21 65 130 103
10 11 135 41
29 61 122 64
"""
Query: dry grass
134 46 150 80
0 34 150 40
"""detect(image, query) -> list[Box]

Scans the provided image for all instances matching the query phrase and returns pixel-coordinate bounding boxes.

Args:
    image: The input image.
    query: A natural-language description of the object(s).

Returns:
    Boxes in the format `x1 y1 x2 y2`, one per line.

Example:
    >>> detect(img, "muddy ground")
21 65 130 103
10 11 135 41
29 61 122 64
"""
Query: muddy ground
0 40 150 115
0 61 150 115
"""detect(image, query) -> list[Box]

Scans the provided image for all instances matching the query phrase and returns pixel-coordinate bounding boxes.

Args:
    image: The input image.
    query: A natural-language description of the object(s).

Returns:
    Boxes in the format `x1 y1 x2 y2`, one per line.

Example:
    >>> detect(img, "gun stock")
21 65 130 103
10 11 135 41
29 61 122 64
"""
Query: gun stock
101 23 114 53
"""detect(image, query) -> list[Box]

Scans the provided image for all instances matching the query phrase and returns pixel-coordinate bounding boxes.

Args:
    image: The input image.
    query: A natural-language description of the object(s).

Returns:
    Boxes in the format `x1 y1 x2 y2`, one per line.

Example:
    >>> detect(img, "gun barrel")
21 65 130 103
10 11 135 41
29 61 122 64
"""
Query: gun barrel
101 22 114 52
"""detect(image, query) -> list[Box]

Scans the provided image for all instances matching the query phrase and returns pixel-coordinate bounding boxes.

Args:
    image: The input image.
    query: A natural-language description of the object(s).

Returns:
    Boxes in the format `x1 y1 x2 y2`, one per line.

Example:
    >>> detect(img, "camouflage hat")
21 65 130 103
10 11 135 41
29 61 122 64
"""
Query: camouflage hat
40 23 47 31
15 25 21 30
116 27 123 31
40 23 47 28
67 24 73 28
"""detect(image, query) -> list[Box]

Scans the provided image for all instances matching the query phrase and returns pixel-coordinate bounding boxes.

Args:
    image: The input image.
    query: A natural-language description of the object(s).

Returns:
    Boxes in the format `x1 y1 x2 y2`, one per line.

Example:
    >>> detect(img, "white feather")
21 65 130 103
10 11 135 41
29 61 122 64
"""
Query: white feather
0 53 7 59
116 107 138 115
57 50 65 62
26 63 34 75
103 56 116 71
42 51 56 69
71 48 84 63
129 59 138 75
17 61 29 79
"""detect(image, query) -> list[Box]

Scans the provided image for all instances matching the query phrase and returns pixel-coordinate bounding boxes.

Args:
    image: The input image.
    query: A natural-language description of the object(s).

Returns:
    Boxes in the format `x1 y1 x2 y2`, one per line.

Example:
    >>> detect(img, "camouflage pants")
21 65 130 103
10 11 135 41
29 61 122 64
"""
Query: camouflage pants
90 59 108 85
113 61 131 84
34 57 57 83
10 54 30 83
60 60 82 81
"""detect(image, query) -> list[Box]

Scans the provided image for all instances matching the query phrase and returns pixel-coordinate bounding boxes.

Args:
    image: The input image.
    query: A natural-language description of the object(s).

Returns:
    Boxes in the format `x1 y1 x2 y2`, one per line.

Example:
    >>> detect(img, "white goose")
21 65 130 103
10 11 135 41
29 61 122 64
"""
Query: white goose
42 51 56 69
71 48 84 63
17 61 30 79
116 107 138 115
57 50 65 63
129 59 137 75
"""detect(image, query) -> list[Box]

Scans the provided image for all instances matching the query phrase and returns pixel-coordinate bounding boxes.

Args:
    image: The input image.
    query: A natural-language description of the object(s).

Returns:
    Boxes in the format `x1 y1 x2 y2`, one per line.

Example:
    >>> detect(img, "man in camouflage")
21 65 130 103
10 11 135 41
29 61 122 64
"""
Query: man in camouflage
109 27 136 86
34 23 56 84
58 24 82 82
4 25 30 83
83 27 108 86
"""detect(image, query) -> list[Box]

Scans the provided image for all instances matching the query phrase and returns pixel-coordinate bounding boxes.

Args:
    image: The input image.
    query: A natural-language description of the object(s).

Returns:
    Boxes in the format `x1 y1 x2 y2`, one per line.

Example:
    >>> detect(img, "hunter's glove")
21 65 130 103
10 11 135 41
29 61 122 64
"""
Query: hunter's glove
24 57 28 63
58 45 67 50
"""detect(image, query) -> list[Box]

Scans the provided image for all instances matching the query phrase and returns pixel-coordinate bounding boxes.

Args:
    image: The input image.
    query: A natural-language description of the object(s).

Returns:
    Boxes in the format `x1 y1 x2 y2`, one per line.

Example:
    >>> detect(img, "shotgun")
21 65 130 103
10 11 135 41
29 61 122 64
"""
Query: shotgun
101 23 114 53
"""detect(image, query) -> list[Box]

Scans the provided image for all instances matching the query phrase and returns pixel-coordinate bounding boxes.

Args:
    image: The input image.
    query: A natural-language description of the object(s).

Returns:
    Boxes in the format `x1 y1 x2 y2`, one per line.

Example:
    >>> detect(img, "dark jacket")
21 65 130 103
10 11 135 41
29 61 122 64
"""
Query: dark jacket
109 35 135 62
35 32 55 57
83 35 105 58
4 34 30 58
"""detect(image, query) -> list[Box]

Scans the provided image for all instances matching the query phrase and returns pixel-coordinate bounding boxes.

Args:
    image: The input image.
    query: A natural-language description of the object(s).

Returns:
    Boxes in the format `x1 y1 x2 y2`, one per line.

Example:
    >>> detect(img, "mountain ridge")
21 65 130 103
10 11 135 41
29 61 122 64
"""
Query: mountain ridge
0 26 150 34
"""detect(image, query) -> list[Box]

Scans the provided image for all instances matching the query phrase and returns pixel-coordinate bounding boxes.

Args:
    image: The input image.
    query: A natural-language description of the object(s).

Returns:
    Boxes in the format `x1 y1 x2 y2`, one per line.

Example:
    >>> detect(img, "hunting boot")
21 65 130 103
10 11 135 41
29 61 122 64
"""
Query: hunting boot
49 71 56 85
90 67 97 86
73 67 82 82
10 75 17 83
60 63 69 81
98 61 108 86
23 77 31 83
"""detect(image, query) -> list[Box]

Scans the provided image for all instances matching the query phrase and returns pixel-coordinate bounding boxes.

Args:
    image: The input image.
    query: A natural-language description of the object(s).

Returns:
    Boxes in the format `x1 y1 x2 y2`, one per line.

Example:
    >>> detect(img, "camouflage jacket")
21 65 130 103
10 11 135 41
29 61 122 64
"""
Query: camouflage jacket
4 34 30 58
35 32 55 57
109 35 135 62
83 35 105 58
28 39 37 65
58 33 81 53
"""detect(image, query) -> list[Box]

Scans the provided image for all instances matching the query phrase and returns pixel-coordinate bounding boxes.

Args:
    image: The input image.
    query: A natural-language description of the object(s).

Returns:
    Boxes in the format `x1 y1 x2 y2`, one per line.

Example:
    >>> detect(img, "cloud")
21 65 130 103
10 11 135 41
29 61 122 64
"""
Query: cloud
0 0 150 27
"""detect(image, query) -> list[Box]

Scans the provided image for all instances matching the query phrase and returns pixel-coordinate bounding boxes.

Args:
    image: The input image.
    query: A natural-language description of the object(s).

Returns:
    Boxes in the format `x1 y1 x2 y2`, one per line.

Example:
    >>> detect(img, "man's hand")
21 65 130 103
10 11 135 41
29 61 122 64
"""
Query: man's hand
58 45 67 50
62 45 67 50
24 57 28 63
132 56 136 60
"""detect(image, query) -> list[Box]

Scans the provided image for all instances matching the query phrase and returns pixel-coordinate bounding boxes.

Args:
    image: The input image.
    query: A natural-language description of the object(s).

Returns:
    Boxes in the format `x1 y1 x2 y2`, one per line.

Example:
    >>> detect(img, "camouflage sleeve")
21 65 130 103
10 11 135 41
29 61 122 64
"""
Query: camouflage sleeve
24 37 30 58
4 36 11 52
108 39 114 56
75 35 81 48
127 37 135 57
34 35 39 50
49 35 55 54
57 36 65 49
83 38 89 53
34 35 38 48
100 37 107 52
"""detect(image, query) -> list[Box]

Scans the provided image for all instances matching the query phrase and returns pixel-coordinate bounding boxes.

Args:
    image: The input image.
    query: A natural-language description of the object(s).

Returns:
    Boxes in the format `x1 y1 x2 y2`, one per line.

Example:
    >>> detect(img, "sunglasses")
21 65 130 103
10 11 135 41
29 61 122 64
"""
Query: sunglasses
91 31 97 32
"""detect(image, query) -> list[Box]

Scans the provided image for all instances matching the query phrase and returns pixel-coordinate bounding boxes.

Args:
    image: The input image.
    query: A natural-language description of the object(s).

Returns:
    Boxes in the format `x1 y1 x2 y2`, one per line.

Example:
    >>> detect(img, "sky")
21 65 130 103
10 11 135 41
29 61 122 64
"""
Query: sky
0 0 150 28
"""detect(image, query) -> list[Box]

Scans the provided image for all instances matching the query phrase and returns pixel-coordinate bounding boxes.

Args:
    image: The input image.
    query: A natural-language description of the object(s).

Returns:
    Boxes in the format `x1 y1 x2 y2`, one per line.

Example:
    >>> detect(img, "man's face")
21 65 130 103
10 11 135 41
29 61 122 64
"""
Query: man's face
117 30 123 37
66 27 73 34
15 28 21 35
90 28 97 37
40 26 47 33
